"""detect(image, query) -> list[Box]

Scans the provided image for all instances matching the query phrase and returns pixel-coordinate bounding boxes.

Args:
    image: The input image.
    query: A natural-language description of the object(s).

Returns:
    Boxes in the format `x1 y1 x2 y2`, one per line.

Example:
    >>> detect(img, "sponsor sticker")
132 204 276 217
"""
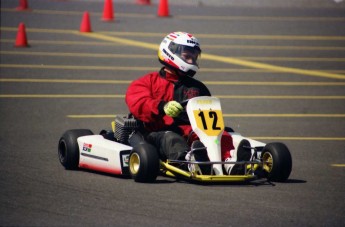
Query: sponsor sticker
83 143 92 152
187 39 199 46
197 99 212 105
163 48 174 60
122 154 129 167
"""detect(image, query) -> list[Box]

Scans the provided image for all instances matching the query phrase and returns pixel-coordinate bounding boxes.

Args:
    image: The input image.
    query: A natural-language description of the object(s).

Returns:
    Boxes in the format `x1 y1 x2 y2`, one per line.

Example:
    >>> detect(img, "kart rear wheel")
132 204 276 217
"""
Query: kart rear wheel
58 129 93 170
261 142 292 182
129 143 159 183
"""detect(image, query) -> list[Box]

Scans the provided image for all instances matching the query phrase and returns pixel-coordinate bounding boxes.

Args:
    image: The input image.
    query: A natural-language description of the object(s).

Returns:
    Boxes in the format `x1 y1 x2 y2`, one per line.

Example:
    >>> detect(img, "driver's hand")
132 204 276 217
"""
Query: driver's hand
164 101 183 118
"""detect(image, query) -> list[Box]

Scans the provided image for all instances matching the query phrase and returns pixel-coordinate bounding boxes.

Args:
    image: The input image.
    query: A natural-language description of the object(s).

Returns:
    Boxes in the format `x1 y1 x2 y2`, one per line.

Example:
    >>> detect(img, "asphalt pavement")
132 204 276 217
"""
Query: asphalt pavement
1 0 345 226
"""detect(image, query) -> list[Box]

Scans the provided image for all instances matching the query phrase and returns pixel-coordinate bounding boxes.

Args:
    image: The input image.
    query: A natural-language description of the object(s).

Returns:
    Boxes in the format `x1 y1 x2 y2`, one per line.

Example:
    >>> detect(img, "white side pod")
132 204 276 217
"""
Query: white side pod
77 135 133 175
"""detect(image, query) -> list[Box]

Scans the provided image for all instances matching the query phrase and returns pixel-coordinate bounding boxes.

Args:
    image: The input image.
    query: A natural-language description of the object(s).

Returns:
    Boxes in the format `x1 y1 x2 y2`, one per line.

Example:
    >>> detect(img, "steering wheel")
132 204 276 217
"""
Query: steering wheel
173 99 190 124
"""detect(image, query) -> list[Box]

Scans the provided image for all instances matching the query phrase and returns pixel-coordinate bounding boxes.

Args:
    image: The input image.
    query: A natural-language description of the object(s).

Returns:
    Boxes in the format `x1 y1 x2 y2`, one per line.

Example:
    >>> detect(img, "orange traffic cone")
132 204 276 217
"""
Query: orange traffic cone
157 0 169 17
15 23 29 47
80 11 92 32
136 0 151 5
102 0 114 21
16 0 30 11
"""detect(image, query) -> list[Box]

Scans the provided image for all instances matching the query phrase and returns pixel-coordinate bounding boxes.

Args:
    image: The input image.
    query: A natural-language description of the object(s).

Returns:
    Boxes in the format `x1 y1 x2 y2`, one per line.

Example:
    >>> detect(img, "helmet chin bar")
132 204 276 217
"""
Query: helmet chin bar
173 67 197 78
184 69 196 77
159 59 197 78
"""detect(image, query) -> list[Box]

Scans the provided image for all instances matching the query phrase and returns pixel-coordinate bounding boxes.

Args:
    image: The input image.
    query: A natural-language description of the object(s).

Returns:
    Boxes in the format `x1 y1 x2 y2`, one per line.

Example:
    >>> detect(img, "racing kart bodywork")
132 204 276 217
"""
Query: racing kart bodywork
58 96 292 183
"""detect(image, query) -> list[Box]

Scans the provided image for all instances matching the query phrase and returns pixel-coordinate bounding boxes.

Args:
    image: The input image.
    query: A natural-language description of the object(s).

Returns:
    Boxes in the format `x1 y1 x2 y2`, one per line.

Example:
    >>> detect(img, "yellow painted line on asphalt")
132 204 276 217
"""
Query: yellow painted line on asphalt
0 39 122 46
1 8 155 18
238 57 345 62
1 64 345 74
331 164 345 167
3 51 345 62
0 51 153 59
202 44 345 51
2 27 345 41
67 114 116 118
249 137 345 141
1 27 75 34
202 53 345 80
2 39 345 51
78 32 159 50
206 81 345 86
2 8 345 22
179 15 345 22
2 78 345 86
215 95 345 100
0 64 157 71
1 94 344 100
223 114 345 117
1 8 85 16
0 64 271 73
0 78 131 84
2 27 345 79
65 114 345 118
76 32 345 80
100 31 345 41
0 94 125 98
0 78 345 86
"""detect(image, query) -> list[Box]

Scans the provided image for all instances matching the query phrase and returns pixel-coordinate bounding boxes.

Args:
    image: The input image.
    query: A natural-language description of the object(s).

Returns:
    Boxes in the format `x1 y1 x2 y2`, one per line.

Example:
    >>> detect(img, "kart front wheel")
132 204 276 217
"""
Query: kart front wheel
58 129 93 170
129 143 159 183
261 142 292 182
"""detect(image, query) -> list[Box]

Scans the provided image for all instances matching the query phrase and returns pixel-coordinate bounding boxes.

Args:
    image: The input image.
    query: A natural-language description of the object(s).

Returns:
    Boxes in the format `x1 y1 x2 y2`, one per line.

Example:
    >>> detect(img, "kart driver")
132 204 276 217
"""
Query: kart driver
125 31 250 175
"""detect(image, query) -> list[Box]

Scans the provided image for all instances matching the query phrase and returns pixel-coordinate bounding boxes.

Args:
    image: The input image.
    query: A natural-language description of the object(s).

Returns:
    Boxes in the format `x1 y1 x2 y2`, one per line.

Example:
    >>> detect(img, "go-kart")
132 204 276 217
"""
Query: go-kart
58 96 292 183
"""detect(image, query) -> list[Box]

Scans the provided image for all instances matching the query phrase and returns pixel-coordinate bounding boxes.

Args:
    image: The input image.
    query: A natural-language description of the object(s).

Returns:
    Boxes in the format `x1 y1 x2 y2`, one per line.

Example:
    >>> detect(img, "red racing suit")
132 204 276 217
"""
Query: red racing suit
125 68 234 160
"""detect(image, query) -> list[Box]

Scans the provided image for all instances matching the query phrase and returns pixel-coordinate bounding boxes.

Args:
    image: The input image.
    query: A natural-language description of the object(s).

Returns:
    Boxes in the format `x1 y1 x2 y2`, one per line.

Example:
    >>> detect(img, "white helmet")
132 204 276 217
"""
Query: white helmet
158 31 201 77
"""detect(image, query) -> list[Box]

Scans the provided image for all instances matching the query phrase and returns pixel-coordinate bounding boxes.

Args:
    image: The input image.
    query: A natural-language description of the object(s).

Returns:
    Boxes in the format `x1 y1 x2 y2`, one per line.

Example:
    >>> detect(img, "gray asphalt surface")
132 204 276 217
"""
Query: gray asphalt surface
1 0 345 226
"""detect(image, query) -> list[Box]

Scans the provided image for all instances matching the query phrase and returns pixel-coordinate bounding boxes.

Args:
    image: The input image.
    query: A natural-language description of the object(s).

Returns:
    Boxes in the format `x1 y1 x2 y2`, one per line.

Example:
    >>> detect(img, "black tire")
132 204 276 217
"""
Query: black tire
58 129 93 170
129 143 159 183
261 142 292 182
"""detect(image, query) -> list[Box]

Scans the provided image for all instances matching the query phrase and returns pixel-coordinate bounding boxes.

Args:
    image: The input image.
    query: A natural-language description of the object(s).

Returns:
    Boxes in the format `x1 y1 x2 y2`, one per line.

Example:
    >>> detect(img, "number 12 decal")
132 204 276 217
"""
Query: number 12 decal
194 110 224 136
198 111 221 130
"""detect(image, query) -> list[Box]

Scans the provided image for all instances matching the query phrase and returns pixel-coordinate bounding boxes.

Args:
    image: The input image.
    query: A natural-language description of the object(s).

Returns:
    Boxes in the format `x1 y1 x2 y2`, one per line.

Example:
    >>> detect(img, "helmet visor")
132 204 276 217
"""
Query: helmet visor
168 43 201 67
